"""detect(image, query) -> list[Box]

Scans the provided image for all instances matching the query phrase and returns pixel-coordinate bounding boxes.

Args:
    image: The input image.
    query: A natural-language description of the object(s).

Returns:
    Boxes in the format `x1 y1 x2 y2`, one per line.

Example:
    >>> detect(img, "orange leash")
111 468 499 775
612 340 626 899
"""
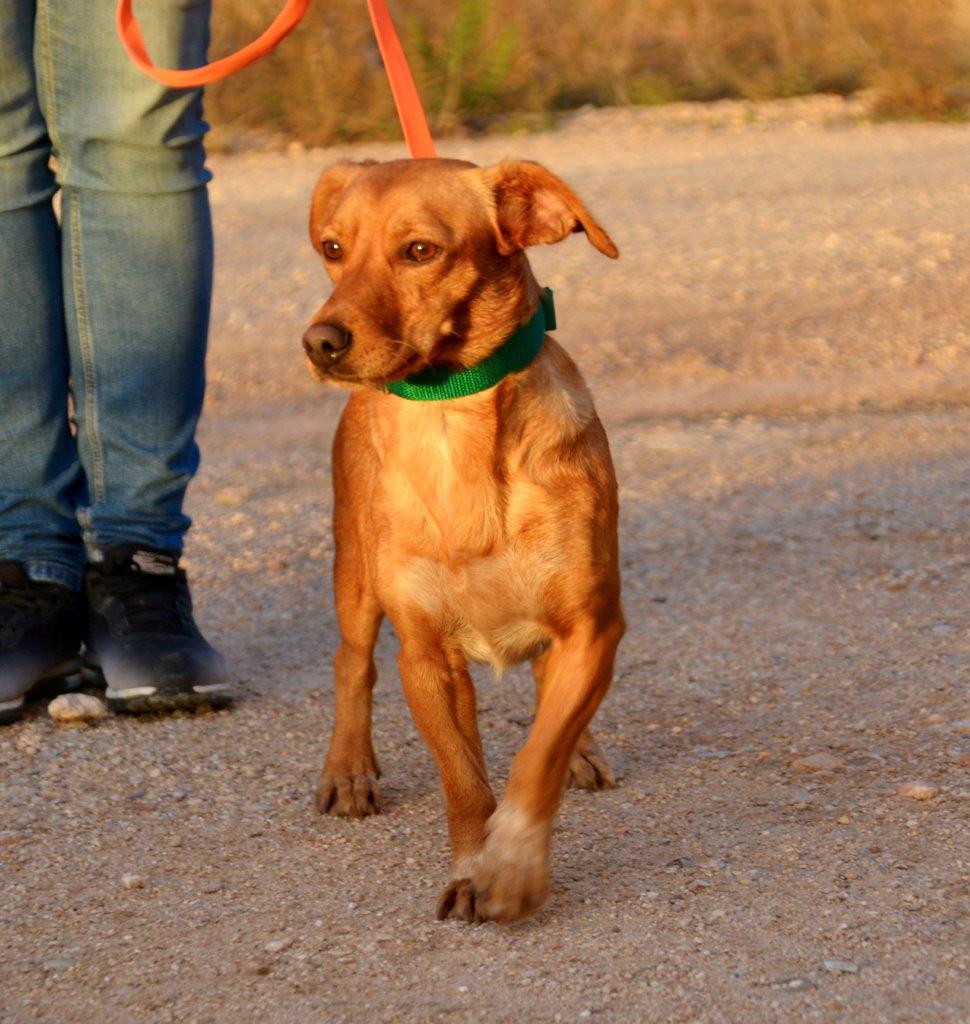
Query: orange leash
362 0 435 159
115 0 436 159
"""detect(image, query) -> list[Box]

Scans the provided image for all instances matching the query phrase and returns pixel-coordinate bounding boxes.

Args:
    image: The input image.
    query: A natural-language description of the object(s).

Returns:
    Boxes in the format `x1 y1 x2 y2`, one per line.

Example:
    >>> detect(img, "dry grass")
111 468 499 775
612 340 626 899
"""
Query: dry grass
206 0 970 144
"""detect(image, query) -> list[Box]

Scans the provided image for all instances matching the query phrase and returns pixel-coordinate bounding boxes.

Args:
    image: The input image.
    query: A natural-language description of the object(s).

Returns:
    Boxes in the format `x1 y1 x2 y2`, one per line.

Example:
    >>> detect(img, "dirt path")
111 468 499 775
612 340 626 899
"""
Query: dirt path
2 108 968 1024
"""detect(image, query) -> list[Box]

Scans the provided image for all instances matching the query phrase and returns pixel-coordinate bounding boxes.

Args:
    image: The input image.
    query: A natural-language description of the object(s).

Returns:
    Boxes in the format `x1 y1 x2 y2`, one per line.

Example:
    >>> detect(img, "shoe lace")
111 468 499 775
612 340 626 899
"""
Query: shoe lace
103 572 191 636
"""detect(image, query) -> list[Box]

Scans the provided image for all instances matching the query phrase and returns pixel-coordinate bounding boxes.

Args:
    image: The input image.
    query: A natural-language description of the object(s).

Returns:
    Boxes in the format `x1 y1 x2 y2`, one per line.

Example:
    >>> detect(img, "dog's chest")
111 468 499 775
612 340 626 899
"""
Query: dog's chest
390 540 559 668
375 406 561 667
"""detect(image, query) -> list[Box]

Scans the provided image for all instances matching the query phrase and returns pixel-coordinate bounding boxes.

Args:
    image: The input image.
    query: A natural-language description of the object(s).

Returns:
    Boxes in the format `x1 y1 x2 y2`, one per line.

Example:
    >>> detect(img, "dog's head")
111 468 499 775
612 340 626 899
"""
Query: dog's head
302 158 618 387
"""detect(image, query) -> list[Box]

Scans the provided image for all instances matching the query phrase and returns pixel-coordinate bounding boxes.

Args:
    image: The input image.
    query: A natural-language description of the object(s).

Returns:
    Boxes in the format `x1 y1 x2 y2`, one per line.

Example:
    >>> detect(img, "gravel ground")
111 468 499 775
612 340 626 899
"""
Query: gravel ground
2 103 968 1024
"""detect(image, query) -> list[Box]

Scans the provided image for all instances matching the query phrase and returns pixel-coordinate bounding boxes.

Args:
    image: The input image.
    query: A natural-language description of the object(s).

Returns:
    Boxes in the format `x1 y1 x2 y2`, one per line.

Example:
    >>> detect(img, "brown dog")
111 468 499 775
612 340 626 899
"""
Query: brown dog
303 157 624 923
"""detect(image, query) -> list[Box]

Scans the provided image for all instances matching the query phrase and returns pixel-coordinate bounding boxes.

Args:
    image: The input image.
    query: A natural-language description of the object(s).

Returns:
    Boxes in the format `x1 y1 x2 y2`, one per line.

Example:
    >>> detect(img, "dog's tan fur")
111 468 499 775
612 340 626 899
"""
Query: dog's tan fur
304 157 624 922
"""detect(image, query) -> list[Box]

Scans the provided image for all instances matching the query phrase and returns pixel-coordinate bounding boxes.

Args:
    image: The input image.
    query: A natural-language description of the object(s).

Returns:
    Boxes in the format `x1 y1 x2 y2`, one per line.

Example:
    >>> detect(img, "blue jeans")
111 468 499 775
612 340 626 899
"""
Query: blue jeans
0 0 213 591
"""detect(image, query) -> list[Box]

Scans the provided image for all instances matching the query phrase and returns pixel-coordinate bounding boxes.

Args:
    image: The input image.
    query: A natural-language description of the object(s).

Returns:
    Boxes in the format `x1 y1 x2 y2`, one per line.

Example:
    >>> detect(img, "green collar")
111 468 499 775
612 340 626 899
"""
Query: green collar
385 289 556 401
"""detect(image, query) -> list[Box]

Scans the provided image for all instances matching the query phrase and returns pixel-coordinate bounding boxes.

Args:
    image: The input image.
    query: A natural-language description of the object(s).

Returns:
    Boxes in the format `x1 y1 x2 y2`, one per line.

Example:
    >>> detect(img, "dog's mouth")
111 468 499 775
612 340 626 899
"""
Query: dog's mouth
304 339 435 390
304 356 422 391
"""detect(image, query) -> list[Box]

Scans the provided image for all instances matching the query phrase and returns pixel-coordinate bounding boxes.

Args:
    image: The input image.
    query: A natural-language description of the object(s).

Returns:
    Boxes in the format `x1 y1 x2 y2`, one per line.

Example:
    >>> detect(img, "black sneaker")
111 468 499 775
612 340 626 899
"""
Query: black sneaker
0 562 83 725
84 545 233 714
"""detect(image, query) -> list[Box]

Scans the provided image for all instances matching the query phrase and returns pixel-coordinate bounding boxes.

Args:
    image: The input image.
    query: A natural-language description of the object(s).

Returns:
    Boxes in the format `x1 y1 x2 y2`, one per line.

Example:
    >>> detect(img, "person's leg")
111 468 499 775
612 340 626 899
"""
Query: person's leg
0 0 85 590
35 0 214 557
34 0 231 713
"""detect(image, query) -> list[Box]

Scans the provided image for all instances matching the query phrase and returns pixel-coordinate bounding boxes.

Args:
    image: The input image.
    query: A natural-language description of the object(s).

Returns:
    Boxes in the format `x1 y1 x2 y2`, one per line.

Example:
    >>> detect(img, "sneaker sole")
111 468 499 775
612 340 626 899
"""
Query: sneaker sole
0 658 84 726
83 661 233 714
0 697 25 726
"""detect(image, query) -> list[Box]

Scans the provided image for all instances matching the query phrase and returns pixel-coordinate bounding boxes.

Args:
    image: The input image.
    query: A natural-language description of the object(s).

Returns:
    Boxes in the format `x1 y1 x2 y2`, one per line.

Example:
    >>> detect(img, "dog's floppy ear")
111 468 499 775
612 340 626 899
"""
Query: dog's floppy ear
483 160 618 259
309 160 377 253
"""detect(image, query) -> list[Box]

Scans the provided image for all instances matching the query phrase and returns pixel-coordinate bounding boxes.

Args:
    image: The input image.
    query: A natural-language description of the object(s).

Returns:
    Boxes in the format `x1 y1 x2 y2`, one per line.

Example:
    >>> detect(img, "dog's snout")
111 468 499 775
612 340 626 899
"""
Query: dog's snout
303 321 352 365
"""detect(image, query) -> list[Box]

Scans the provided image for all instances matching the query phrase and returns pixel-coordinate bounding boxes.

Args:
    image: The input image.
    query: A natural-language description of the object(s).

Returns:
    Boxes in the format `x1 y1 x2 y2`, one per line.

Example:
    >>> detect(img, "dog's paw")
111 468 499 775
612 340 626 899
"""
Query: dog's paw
314 770 381 818
436 878 479 922
472 805 550 923
567 742 616 791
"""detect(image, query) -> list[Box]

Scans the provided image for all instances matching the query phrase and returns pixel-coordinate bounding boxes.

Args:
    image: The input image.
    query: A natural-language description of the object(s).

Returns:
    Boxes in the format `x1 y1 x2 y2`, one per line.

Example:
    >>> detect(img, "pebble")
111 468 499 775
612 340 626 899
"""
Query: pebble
769 976 816 991
15 726 42 754
213 486 251 507
787 787 814 809
822 958 859 974
791 752 842 774
42 958 73 974
47 693 106 724
202 882 224 894
264 938 292 955
897 782 939 800
121 874 145 890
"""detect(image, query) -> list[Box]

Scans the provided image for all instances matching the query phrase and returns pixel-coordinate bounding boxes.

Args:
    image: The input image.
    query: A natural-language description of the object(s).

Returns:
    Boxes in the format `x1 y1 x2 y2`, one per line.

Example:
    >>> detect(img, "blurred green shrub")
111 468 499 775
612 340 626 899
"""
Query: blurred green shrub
406 0 520 128
205 0 970 145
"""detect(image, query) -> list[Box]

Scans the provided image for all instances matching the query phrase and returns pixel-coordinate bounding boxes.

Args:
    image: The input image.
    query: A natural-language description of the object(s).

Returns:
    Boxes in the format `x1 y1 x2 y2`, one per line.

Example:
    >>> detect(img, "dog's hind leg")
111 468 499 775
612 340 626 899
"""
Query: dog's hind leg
396 639 497 922
532 647 616 791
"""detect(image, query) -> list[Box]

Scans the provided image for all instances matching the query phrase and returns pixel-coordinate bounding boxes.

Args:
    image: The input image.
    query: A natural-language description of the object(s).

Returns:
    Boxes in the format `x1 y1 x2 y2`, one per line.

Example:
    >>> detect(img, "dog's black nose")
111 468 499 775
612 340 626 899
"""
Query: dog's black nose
303 322 352 365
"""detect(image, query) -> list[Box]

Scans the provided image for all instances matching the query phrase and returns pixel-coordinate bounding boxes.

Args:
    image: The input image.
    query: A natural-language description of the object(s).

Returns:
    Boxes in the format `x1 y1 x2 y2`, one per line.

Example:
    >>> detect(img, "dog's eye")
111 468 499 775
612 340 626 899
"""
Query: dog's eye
322 240 343 261
405 241 439 263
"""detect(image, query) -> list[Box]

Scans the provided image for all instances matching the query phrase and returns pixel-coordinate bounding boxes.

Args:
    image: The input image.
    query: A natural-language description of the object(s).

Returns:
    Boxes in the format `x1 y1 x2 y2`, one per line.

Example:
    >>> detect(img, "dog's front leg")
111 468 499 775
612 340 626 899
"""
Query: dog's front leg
315 530 384 819
475 616 624 922
397 640 497 922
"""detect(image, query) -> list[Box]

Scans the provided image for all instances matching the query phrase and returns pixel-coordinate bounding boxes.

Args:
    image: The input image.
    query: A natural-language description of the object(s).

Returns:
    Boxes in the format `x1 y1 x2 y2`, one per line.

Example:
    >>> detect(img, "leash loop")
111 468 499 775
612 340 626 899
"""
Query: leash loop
116 0 436 159
116 0 311 88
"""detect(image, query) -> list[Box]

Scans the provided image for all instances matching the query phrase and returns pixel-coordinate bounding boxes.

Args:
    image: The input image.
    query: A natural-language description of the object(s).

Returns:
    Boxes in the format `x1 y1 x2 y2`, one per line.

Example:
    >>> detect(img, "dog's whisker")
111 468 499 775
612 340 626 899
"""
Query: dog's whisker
388 338 436 375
